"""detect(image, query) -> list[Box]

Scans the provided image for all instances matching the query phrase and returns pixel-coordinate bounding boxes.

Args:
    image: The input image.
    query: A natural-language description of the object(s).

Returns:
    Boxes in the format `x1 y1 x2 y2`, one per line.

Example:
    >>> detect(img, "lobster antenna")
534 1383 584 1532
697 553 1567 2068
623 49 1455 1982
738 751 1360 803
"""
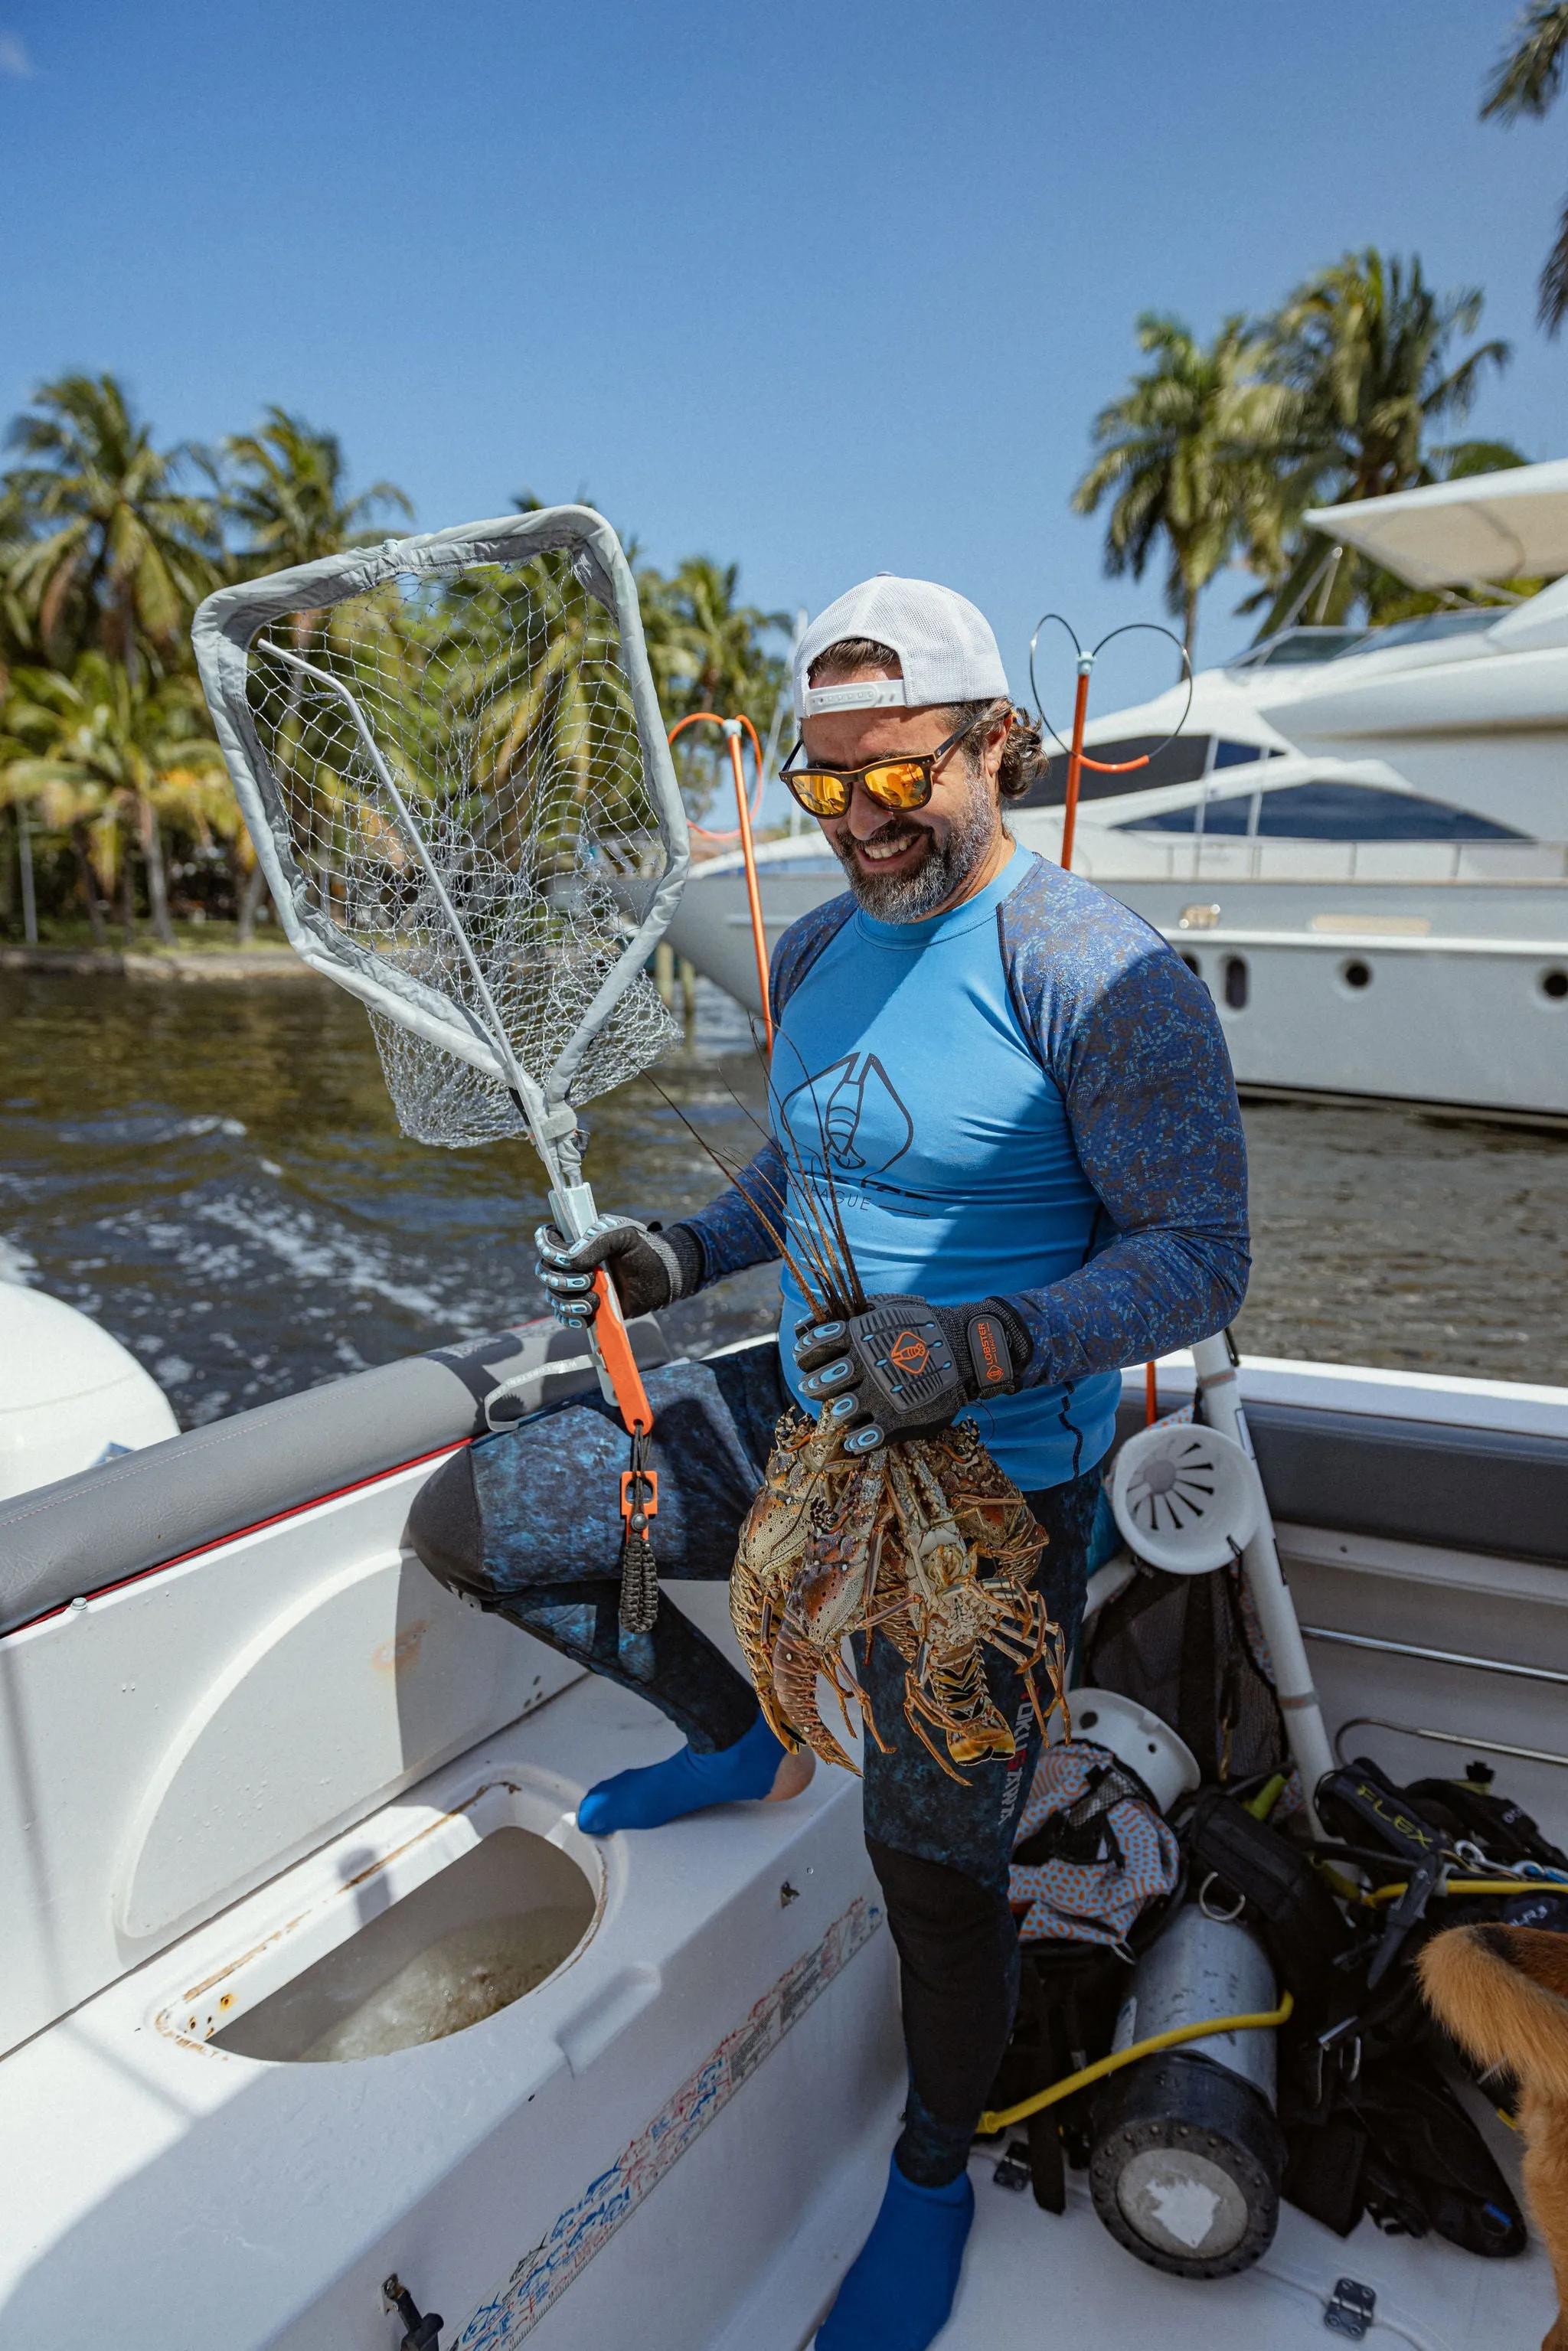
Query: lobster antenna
641 1075 831 1316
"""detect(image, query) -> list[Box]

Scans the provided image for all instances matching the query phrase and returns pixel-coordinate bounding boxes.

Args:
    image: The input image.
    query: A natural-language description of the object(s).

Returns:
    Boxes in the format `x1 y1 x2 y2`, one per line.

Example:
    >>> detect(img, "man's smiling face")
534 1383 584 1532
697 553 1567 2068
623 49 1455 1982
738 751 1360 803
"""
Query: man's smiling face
802 659 1009 921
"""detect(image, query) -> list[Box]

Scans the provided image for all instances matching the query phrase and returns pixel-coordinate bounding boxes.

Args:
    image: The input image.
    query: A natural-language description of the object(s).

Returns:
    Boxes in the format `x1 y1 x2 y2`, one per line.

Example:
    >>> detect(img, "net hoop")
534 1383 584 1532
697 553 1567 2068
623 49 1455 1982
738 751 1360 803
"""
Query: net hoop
191 507 691 1147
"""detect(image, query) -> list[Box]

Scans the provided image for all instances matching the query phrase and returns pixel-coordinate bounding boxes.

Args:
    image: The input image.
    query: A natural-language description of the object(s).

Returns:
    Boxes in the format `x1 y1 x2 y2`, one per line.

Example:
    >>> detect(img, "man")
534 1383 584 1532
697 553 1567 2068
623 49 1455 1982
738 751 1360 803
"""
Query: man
416 576 1248 2351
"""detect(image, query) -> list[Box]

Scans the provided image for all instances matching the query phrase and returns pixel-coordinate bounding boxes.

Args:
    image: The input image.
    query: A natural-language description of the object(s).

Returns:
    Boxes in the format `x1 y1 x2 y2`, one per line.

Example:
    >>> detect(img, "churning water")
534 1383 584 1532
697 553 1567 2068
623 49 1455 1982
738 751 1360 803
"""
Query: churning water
2 968 1566 1425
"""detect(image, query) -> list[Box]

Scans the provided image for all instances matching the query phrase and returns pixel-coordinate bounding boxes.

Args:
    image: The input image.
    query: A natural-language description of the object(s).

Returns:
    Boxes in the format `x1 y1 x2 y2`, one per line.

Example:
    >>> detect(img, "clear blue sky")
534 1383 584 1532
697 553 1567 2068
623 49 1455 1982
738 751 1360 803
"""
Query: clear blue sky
1 1 1563 717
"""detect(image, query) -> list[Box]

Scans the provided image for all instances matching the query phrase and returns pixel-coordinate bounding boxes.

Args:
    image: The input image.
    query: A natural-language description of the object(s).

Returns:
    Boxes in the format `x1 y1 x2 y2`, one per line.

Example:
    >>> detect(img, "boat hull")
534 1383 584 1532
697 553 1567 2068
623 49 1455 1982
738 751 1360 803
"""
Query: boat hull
665 867 1568 1118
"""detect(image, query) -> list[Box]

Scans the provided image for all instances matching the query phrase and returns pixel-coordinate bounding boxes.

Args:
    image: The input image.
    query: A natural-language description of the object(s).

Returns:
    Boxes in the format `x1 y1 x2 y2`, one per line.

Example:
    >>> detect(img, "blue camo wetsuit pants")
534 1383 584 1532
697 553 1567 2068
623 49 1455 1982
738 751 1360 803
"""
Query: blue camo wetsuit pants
409 1340 1101 2186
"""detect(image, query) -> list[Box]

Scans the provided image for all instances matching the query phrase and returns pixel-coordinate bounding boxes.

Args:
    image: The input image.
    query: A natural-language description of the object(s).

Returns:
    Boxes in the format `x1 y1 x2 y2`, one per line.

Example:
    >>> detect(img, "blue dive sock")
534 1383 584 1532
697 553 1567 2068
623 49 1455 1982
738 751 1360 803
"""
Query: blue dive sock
816 2155 974 2351
577 1710 788 1835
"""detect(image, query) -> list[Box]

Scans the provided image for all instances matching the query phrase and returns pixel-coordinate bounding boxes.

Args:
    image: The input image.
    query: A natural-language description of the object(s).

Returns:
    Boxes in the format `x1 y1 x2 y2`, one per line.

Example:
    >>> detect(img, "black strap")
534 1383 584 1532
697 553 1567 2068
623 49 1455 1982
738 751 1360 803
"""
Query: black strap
618 1426 659 1633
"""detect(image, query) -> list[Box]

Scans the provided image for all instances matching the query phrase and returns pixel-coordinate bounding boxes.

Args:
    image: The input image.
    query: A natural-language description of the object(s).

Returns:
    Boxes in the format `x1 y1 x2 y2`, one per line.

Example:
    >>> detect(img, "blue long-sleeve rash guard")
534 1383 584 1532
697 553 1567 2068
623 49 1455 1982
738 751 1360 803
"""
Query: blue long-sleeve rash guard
682 846 1250 1491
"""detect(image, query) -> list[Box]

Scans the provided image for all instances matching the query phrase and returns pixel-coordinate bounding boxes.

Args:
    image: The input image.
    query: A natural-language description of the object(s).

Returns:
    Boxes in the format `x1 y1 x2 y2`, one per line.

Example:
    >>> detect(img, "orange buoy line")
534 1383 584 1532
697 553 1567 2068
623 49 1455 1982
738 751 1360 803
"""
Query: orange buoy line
668 710 773 1053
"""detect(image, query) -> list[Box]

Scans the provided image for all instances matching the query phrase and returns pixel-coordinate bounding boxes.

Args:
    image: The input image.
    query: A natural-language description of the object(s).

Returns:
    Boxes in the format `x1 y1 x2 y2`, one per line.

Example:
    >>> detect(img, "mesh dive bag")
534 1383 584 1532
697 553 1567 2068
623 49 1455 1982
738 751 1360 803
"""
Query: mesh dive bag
1082 1559 1288 1788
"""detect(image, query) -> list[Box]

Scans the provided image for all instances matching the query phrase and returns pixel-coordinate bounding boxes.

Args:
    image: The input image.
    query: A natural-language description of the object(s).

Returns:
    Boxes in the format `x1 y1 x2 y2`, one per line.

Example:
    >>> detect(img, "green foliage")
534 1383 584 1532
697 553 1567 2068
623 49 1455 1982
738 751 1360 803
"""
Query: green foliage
4 372 220 676
1072 314 1294 656
635 553 789 819
1481 2 1568 334
0 385 784 936
1079 250 1526 648
216 407 413 572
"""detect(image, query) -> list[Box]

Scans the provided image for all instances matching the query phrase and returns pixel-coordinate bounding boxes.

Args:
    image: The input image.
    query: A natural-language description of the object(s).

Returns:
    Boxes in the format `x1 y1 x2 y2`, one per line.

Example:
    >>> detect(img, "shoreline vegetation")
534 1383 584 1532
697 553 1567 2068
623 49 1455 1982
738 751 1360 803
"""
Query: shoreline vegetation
2 210 1548 970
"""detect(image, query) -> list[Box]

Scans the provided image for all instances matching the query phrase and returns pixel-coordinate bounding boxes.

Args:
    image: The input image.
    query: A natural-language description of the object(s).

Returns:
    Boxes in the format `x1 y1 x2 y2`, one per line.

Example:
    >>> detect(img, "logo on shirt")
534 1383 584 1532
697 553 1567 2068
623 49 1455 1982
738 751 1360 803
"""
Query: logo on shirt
777 1052 913 1180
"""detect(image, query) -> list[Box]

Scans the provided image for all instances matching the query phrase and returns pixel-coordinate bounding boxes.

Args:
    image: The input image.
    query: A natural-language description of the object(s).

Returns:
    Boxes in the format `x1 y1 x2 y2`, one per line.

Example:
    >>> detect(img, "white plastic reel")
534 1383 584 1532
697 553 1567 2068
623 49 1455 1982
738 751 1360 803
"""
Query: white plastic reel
1110 1420 1261 1575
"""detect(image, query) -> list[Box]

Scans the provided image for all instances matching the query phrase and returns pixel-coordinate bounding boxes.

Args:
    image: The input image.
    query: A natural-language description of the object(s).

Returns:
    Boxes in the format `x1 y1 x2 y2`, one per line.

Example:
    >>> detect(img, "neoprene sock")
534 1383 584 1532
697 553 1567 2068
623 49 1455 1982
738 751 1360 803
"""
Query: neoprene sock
577 1710 787 1834
815 2156 975 2351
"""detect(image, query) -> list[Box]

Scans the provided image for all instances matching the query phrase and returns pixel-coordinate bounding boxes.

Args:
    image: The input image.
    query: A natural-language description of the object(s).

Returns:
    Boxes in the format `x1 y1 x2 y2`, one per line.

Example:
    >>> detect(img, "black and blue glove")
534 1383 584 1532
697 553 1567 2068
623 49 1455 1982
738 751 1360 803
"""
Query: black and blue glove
535 1213 704 1328
793 1292 1031 1453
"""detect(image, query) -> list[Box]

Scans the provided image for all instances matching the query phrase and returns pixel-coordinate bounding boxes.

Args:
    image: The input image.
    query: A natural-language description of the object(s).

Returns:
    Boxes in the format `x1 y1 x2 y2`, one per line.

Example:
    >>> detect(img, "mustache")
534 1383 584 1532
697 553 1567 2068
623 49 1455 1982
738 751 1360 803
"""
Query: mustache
830 813 933 854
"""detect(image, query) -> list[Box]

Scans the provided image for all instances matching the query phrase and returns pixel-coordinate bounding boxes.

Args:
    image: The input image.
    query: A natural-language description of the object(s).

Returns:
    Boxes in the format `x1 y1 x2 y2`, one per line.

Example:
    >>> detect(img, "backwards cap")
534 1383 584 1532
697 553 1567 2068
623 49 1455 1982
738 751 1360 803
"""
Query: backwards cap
793 574 1009 720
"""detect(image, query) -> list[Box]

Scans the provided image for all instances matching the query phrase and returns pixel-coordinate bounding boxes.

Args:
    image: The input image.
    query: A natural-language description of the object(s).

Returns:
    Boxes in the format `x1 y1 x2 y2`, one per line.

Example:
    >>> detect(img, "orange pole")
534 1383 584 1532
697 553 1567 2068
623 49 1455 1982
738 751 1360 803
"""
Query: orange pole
724 718 773 1053
667 710 773 1054
1145 1360 1158 1427
1060 657 1093 873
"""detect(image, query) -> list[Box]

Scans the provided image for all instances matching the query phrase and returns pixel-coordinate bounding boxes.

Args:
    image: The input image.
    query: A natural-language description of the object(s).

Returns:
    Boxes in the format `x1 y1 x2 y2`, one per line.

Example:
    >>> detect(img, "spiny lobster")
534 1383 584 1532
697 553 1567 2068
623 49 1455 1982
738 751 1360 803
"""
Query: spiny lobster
730 1408 1068 1784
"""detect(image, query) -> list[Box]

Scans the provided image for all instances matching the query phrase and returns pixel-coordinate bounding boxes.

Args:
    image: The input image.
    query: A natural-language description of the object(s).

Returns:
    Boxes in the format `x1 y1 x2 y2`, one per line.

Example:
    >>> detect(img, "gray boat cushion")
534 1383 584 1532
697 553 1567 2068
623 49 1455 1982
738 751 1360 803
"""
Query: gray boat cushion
0 1317 671 1638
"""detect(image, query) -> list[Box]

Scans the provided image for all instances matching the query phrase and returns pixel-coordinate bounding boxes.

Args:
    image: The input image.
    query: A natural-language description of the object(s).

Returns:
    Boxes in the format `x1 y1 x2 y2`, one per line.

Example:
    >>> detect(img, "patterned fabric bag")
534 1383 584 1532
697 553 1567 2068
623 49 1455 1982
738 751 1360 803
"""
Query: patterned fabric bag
1008 1738 1181 1950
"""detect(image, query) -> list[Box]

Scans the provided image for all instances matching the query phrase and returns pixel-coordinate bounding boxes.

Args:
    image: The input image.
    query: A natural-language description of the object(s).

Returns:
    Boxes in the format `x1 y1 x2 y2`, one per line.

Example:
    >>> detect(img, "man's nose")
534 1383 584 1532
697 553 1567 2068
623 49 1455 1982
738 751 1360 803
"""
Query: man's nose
843 779 899 838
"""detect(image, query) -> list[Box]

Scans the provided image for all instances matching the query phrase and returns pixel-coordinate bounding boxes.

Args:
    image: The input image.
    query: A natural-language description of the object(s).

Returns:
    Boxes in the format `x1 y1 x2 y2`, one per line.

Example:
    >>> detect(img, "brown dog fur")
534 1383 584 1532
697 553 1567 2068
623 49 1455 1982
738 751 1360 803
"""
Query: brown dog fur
1419 1926 1568 2351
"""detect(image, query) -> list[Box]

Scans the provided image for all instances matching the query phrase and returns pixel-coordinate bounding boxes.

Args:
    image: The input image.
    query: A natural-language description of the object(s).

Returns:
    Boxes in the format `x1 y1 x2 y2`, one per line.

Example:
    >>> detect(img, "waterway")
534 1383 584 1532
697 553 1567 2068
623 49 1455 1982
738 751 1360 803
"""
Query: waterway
2 970 1566 1429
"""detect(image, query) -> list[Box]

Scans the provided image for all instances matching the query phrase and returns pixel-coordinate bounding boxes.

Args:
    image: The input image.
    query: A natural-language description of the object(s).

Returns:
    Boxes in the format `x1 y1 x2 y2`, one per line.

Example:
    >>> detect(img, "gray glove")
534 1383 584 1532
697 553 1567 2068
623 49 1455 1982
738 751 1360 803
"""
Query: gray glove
535 1214 704 1328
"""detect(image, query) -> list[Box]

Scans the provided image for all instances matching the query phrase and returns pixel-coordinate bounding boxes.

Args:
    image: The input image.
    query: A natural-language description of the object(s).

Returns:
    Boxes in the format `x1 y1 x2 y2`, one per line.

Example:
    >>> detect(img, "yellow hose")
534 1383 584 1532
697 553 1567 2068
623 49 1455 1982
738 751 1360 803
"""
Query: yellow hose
978 1990 1295 2134
1365 1878 1543 1905
980 1877 1549 2136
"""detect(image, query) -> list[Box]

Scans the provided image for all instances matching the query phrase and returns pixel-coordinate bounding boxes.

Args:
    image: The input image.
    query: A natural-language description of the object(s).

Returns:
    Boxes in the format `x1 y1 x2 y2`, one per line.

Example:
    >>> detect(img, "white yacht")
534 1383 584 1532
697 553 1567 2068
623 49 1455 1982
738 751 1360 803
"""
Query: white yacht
667 462 1568 1122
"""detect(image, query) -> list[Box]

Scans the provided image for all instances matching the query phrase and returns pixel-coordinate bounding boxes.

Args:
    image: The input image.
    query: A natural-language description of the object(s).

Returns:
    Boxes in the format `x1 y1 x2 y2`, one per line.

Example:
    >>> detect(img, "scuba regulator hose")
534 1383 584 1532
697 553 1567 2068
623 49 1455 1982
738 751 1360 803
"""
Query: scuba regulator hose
978 1990 1295 2135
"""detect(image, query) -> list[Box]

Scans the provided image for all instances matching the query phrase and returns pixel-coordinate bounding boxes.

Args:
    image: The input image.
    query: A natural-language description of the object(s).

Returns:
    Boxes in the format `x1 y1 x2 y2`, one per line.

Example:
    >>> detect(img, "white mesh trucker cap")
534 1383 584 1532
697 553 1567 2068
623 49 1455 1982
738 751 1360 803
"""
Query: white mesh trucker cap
792 574 1010 719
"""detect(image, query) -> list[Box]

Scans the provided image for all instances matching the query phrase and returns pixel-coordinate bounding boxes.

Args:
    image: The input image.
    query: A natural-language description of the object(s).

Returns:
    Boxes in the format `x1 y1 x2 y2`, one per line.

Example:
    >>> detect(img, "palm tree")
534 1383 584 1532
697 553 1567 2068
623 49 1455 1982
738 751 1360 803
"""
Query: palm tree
1482 3 1568 335
2 654 226 945
2 374 218 674
1244 251 1515 633
1073 315 1291 658
219 407 412 574
217 408 412 936
636 555 789 817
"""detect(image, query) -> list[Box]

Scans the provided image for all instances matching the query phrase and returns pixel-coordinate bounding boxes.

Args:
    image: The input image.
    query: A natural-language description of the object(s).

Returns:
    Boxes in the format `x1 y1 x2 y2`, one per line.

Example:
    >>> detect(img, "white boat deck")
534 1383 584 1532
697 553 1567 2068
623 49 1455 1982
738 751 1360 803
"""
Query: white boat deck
946 2135 1552 2351
3 1614 1557 2350
0 1649 900 2351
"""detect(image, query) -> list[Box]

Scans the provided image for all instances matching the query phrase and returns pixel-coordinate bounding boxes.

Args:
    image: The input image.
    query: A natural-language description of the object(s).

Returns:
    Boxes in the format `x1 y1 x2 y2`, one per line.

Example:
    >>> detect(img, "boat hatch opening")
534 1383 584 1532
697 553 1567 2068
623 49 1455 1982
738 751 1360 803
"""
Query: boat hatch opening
201 1814 596 2064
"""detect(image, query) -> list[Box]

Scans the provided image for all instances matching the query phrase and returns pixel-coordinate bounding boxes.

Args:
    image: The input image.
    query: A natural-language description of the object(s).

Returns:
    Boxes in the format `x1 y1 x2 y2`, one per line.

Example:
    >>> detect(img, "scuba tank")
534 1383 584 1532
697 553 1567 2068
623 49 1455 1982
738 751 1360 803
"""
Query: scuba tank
1089 1905 1284 2278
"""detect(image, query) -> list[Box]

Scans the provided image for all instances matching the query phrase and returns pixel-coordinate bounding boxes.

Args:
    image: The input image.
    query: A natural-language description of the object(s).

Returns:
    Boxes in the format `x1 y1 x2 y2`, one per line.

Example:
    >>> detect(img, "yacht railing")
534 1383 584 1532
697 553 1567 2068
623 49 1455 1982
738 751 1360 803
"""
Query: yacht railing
1031 833 1568 886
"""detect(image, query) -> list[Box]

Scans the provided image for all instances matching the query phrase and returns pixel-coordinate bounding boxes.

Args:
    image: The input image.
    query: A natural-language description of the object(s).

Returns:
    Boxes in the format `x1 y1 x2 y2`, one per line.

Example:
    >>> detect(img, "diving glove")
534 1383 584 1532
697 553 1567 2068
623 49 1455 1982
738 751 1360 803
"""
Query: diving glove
535 1214 704 1327
793 1291 1031 1452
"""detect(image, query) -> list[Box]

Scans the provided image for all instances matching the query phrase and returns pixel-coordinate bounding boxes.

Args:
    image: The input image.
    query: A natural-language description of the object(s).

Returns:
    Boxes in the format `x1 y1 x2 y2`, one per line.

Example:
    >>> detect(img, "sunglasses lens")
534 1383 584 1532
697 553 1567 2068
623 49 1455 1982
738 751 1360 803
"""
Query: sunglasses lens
862 759 930 811
787 771 850 816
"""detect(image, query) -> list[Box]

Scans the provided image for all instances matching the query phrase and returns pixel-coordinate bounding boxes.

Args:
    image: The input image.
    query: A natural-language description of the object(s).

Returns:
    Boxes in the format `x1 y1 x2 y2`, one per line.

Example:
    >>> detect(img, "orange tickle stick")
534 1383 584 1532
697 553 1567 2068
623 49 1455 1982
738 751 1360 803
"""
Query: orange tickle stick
592 1269 655 1435
728 716 773 1053
1060 660 1092 875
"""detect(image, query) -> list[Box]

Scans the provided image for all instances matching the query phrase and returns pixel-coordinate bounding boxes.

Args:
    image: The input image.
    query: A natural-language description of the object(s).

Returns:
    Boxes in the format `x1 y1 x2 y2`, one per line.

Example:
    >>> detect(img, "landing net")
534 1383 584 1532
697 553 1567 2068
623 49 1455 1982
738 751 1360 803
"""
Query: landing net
192 511 687 1161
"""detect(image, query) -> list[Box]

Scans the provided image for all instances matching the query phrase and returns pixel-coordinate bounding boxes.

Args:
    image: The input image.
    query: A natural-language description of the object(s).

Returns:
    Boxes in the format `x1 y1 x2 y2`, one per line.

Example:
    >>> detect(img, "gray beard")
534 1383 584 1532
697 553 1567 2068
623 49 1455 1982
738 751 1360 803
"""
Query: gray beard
832 773 1002 921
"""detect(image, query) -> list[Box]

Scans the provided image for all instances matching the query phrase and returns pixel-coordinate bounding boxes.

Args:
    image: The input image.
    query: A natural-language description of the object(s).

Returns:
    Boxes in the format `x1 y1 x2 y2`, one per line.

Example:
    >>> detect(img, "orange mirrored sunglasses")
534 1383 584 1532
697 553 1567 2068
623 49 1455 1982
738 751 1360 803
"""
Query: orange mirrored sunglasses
780 707 1007 820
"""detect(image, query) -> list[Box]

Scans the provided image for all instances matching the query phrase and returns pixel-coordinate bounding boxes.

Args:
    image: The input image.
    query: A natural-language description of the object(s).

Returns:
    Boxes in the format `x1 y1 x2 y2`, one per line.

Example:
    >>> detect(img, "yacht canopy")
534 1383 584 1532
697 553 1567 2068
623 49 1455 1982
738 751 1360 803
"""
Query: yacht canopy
1306 459 1568 589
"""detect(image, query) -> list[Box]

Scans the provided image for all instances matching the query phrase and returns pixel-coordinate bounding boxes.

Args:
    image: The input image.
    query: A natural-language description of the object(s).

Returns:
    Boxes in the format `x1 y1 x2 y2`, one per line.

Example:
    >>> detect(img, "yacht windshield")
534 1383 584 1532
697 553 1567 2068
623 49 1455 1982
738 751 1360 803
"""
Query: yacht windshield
1330 609 1502 656
1228 628 1367 670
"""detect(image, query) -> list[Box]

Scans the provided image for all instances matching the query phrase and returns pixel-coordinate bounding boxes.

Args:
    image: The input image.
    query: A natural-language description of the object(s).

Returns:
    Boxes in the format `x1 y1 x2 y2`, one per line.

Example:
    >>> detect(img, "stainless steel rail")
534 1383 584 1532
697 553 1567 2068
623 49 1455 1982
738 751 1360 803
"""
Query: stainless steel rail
1333 1715 1568 1774
1302 1621 1568 1689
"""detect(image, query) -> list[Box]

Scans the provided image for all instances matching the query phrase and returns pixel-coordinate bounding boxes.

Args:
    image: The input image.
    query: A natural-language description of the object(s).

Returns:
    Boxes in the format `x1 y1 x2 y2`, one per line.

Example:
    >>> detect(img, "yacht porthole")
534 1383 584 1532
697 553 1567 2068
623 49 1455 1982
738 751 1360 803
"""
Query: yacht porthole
1340 958 1373 992
1180 952 1202 978
1222 955 1249 1011
1540 968 1568 1003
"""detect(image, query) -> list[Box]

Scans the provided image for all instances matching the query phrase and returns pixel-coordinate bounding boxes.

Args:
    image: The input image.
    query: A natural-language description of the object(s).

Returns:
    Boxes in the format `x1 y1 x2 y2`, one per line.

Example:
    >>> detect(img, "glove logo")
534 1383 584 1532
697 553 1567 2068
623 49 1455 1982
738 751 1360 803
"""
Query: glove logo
972 1315 1007 1387
888 1329 930 1376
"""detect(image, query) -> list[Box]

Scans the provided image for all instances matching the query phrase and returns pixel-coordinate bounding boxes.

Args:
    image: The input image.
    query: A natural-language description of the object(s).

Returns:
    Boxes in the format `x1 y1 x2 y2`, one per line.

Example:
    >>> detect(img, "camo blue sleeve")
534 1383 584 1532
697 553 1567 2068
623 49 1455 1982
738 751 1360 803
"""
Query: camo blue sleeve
995 860 1250 1384
678 894 858 1285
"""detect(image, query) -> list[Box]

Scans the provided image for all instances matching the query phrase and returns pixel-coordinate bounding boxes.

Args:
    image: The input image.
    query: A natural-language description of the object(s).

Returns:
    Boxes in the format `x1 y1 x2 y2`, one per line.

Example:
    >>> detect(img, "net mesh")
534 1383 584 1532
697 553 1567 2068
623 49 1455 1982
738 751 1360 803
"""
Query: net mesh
246 554 678 1150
